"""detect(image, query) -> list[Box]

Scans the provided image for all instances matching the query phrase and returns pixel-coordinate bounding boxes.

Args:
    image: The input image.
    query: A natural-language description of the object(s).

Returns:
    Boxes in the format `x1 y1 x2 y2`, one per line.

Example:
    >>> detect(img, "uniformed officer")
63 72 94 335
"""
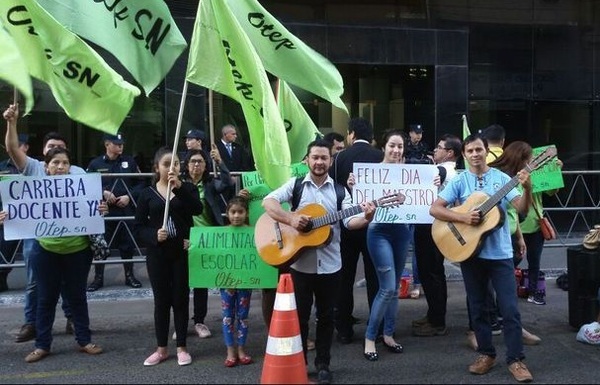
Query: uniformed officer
86 133 146 291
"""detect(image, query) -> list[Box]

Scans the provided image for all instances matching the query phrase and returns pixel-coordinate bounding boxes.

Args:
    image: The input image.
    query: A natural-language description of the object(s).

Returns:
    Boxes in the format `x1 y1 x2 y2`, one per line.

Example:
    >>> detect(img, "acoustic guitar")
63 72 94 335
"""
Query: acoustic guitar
255 193 405 267
431 146 557 263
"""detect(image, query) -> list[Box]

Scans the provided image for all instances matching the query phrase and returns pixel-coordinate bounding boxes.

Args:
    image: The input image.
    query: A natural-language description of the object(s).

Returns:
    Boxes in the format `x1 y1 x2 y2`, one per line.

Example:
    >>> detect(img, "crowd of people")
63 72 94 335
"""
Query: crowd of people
1 102 564 383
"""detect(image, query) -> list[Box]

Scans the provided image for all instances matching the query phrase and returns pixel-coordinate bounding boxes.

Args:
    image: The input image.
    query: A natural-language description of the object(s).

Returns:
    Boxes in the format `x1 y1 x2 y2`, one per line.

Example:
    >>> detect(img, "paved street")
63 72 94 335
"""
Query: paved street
0 245 599 384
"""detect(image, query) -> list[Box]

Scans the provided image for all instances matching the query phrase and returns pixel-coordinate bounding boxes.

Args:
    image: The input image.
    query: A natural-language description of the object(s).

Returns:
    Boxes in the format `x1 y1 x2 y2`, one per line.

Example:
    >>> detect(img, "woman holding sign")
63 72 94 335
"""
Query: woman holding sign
179 147 233 341
23 147 109 363
349 130 412 361
134 147 202 367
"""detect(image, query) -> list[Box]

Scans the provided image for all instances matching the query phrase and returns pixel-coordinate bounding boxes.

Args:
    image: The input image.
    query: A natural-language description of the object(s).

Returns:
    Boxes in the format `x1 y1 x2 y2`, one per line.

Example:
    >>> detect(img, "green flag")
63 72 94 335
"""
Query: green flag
0 26 33 115
277 80 322 163
462 114 471 140
186 0 290 190
0 0 141 134
226 0 348 114
37 0 187 96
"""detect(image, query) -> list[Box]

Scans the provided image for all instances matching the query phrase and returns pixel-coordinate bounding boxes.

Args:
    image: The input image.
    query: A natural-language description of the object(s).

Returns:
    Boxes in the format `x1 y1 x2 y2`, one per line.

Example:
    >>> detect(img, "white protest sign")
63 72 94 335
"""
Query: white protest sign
0 174 104 240
352 163 438 224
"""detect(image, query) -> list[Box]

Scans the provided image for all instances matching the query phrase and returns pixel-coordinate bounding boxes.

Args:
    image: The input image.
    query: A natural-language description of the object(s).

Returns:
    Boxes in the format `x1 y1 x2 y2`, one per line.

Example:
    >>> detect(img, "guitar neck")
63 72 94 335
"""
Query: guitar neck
478 175 519 215
310 202 371 229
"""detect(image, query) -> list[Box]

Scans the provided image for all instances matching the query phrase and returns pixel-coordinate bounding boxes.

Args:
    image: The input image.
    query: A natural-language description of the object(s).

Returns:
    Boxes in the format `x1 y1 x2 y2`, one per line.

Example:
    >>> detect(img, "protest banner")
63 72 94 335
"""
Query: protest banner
352 162 438 224
188 226 278 289
0 173 104 240
531 145 564 193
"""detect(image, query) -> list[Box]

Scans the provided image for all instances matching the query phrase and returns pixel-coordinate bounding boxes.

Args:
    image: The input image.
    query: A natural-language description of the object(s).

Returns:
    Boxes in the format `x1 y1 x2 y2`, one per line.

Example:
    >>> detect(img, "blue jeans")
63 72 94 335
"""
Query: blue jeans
461 257 525 364
23 239 71 325
30 242 93 351
365 223 411 340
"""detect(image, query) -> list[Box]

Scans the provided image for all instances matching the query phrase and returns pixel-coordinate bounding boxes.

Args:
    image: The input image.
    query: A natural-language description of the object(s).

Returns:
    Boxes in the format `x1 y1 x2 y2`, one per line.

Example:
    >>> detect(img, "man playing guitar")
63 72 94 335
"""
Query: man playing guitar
262 139 376 384
429 133 534 383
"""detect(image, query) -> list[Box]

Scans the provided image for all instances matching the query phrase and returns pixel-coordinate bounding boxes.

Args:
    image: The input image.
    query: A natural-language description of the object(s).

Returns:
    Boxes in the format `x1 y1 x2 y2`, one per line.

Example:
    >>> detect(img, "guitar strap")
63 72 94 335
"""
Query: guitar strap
291 176 345 212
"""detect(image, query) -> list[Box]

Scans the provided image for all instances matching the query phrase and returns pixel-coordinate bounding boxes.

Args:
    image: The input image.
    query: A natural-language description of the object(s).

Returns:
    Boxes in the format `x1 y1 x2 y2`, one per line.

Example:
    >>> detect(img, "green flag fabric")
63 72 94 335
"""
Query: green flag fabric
226 0 348 114
37 0 187 96
186 0 290 190
277 80 322 163
0 26 33 115
0 0 141 134
462 114 471 140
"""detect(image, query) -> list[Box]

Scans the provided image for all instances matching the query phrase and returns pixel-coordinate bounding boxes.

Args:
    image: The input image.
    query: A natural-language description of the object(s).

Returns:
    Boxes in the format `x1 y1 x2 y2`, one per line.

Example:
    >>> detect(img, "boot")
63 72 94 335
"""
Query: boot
124 263 141 288
87 264 104 292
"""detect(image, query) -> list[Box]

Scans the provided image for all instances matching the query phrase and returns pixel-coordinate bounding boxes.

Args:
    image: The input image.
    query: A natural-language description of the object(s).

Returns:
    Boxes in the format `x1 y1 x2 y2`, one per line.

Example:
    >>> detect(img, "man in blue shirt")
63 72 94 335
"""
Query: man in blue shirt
430 133 534 383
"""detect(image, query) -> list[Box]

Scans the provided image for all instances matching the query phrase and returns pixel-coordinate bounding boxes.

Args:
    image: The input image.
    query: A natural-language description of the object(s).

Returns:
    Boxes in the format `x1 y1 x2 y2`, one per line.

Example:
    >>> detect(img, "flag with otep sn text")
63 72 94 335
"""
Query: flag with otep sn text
0 0 141 134
186 0 290 189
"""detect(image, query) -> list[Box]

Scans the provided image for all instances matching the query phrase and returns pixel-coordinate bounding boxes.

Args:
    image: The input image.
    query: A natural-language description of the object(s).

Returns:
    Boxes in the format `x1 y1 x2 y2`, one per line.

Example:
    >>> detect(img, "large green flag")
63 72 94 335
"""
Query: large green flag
186 0 290 190
226 0 348 114
37 0 187 96
0 0 141 134
277 80 322 163
0 26 33 115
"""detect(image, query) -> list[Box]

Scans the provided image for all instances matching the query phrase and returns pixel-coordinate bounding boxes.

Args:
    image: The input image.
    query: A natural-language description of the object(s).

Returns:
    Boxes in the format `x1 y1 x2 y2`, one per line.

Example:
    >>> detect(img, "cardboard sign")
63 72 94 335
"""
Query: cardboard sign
241 162 309 225
0 173 104 240
531 145 564 193
352 163 438 224
188 226 278 289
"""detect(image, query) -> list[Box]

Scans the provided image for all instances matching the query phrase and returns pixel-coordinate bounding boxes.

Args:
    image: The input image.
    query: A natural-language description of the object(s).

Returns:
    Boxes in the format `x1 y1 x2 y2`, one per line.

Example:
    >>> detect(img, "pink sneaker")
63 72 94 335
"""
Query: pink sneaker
143 351 168 366
177 351 192 366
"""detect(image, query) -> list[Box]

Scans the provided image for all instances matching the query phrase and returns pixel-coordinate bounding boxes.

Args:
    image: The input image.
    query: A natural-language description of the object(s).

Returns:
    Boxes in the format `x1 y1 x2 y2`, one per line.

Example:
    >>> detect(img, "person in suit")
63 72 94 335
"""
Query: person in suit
215 124 254 172
328 117 383 344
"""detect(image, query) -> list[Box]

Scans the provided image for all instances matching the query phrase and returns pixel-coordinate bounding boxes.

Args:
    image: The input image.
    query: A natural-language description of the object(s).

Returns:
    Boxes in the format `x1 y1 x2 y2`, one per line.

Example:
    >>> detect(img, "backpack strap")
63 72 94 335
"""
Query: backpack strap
334 183 345 211
290 176 304 212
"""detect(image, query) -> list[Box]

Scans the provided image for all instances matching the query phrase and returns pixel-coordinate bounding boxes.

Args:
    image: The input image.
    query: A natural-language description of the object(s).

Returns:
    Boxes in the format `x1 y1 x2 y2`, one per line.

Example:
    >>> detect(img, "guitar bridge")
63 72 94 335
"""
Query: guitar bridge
274 222 284 249
448 222 466 246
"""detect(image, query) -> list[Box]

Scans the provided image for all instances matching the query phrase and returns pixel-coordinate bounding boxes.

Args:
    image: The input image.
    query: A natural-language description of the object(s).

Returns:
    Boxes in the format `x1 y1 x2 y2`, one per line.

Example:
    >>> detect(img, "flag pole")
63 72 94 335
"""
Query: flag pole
162 80 189 229
208 89 217 177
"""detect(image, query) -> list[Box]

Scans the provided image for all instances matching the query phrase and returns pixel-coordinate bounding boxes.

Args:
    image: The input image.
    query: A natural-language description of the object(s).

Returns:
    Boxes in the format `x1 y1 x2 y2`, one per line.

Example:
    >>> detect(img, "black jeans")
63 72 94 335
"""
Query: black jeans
290 268 340 369
414 224 447 327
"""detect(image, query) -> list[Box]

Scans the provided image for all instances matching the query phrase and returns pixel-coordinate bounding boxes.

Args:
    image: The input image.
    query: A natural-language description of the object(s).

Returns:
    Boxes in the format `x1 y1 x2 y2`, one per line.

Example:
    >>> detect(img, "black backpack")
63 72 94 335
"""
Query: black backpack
290 176 346 212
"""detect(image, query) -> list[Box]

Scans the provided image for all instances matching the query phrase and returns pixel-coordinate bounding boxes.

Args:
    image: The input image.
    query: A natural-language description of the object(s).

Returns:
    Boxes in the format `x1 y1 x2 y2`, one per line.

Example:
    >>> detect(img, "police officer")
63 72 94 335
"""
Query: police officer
86 133 145 291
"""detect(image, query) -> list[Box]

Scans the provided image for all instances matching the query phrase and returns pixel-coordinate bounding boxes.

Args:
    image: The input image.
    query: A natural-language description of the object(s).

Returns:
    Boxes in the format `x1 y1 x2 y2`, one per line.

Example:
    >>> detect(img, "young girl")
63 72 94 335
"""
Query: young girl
221 196 253 367
134 147 202 367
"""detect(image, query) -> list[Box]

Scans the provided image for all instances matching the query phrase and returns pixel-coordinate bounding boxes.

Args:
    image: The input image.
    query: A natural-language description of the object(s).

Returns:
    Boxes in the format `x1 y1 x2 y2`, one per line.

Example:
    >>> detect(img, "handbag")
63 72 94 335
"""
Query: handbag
533 201 556 241
583 225 600 250
89 233 111 261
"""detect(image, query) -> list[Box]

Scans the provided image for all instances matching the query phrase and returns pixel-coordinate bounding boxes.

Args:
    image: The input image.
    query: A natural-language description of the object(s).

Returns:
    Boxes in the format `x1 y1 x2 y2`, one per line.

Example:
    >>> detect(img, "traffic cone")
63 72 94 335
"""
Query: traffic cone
260 273 308 384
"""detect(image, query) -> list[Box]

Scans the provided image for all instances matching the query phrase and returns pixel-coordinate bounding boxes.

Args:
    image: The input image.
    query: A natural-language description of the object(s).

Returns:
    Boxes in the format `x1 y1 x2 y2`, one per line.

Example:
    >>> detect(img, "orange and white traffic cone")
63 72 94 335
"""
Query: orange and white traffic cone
260 273 308 384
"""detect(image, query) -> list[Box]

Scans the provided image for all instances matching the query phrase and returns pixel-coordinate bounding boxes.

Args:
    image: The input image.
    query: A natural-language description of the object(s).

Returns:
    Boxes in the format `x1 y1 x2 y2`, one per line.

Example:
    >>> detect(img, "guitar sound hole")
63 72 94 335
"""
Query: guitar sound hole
302 222 314 232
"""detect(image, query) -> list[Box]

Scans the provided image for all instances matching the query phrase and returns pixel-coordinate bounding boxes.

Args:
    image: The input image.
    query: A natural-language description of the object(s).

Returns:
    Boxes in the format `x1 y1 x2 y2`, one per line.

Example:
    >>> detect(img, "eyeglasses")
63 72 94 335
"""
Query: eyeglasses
189 159 205 164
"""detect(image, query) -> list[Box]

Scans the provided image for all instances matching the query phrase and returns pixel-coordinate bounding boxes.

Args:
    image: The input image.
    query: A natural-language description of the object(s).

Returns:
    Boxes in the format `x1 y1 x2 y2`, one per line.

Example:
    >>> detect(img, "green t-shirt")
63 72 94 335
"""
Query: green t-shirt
39 236 89 254
520 192 544 234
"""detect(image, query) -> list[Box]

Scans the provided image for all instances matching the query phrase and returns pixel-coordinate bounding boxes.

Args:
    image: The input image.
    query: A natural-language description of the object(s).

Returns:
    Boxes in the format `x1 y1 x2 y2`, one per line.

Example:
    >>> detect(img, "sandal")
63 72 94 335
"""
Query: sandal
25 349 50 363
224 357 238 367
238 355 253 365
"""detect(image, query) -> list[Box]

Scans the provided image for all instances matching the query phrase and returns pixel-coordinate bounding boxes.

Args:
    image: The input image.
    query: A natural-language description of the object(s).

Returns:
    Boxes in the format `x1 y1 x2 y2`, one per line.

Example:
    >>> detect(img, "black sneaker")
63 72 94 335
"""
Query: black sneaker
317 365 332 384
125 275 142 288
527 291 546 305
491 322 503 336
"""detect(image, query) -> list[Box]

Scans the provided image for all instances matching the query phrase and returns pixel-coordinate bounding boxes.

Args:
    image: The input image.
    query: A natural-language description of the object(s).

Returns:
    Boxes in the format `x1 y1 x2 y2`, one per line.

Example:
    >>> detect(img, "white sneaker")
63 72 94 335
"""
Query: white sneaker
195 323 211 338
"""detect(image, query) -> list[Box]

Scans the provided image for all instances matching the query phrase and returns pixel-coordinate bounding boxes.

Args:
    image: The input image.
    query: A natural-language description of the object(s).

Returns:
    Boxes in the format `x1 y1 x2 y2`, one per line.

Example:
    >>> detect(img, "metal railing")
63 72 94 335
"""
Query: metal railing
0 169 597 268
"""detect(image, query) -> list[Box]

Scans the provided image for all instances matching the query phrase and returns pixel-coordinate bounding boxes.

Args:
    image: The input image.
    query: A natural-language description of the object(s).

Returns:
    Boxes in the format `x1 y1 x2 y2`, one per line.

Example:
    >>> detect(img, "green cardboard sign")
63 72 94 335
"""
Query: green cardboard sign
241 162 309 225
531 145 564 193
188 226 278 289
